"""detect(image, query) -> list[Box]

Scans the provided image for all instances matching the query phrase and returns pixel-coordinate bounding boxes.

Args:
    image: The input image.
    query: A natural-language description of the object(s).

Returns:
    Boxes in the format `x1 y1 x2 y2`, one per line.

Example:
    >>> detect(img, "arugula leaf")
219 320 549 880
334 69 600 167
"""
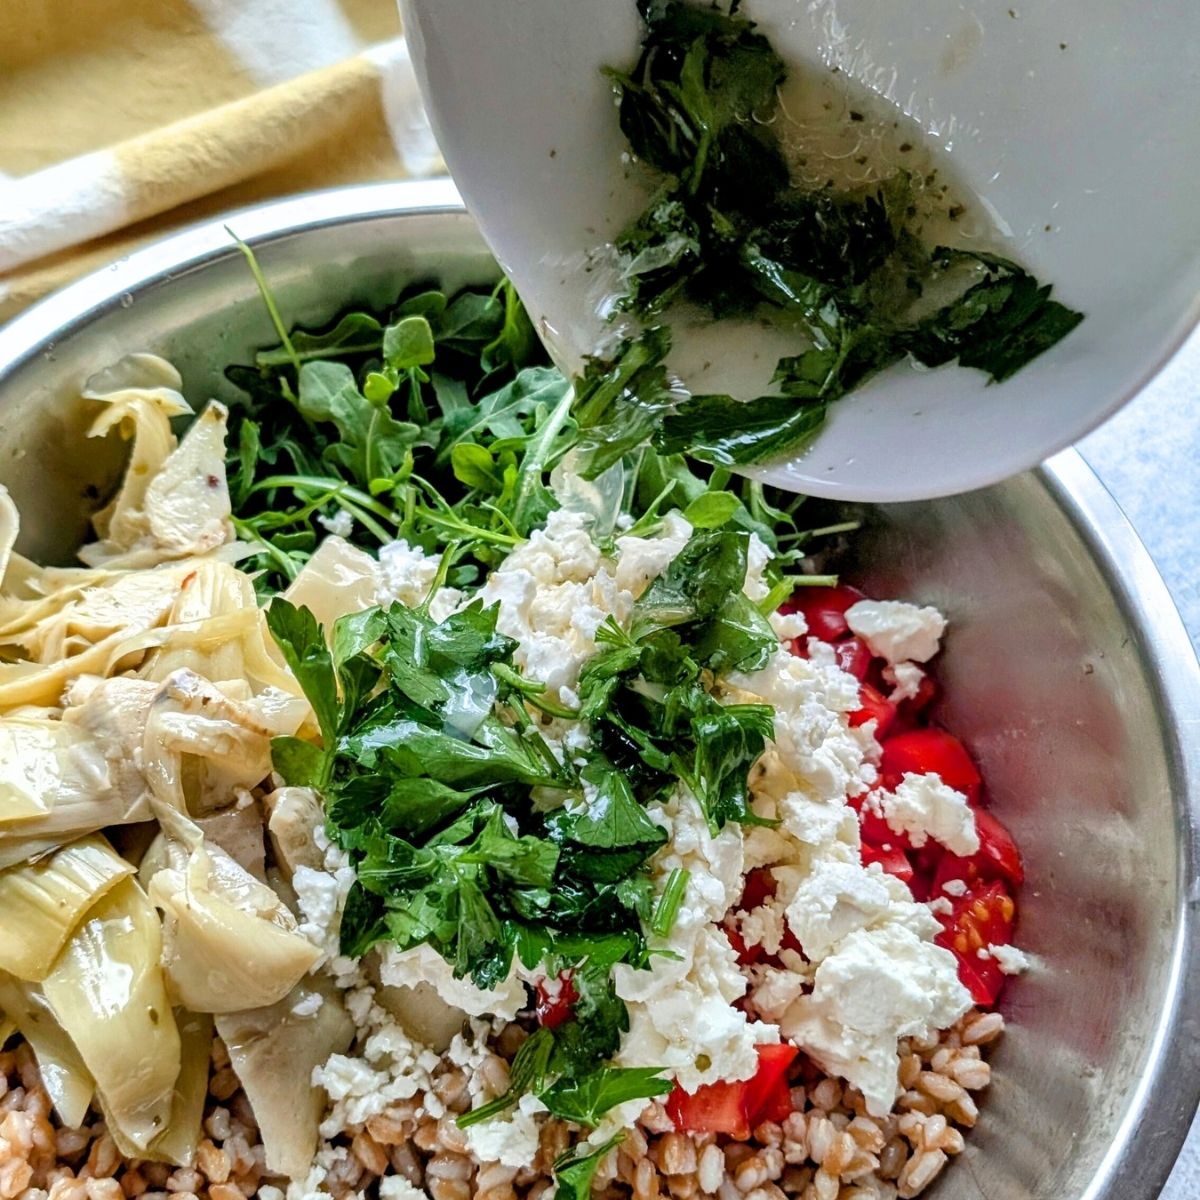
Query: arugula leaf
256 311 384 367
682 490 739 529
297 360 420 483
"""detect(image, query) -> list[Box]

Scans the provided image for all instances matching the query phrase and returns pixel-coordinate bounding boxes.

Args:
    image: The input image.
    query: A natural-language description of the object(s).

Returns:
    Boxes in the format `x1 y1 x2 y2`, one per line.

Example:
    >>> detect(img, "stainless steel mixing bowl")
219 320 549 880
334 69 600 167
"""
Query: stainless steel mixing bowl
0 180 1197 1200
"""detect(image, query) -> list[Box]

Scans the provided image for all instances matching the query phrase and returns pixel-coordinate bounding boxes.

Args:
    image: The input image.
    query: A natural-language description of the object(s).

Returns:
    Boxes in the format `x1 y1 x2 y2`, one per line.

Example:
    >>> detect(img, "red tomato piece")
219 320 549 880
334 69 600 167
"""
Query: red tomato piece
743 1044 799 1126
850 683 897 738
739 867 777 911
535 971 578 1030
849 792 910 851
933 807 1025 892
781 585 867 643
972 807 1025 886
881 729 982 802
723 922 765 967
860 842 914 883
935 881 1016 1007
666 1078 752 1139
667 1044 799 1138
833 637 873 680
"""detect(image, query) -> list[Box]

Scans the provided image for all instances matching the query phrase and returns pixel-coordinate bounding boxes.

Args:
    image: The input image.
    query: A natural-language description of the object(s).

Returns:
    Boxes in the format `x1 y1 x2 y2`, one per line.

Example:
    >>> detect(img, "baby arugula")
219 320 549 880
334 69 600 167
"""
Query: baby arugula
603 0 1084 465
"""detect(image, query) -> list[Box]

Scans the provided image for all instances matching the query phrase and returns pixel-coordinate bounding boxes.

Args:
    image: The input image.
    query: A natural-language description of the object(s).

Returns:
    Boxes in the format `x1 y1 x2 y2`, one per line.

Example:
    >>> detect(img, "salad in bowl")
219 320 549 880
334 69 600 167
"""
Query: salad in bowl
0 253 1028 1200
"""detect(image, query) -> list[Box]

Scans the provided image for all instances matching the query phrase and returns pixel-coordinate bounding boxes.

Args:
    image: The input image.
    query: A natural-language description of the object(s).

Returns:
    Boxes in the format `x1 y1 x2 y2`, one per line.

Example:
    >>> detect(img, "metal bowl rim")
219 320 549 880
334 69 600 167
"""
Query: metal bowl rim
0 178 1197 1200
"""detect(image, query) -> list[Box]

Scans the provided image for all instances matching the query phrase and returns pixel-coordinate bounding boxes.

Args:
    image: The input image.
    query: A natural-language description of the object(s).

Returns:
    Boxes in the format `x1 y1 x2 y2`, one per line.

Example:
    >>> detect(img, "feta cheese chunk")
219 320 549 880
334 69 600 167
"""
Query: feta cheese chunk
780 925 970 1116
784 860 893 960
378 942 527 1021
463 1093 547 1168
880 772 979 855
614 791 777 1091
989 942 1031 975
845 599 946 665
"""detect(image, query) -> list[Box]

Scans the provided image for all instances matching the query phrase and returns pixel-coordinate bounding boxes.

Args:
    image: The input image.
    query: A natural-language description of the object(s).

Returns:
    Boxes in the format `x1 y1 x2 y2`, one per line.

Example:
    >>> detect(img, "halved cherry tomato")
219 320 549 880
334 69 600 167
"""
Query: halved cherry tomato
743 1044 799 1126
935 880 1016 1007
667 1044 799 1138
932 807 1024 892
833 636 873 680
860 842 914 883
535 971 578 1030
781 585 867 643
850 683 897 738
881 729 982 802
666 1078 750 1138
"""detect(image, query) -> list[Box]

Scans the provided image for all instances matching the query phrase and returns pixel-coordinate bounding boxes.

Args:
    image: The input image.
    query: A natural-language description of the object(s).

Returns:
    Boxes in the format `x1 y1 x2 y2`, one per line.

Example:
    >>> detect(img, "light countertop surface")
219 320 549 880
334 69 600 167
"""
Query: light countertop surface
1078 324 1200 1197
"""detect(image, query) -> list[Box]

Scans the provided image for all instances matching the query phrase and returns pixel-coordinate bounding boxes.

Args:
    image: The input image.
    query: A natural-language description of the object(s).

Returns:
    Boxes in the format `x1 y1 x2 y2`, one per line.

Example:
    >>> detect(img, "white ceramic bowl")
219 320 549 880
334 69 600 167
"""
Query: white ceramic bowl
401 0 1200 501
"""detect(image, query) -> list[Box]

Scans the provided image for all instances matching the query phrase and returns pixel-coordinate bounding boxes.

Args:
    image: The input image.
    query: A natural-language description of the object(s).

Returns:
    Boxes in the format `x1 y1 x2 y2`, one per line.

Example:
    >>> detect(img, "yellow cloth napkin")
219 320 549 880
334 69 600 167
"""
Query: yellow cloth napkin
0 0 441 322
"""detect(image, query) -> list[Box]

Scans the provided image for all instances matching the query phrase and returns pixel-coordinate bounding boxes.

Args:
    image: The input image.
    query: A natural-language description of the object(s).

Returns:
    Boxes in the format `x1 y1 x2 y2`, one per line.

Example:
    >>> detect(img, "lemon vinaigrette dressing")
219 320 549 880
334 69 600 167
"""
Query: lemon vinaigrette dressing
773 65 1010 252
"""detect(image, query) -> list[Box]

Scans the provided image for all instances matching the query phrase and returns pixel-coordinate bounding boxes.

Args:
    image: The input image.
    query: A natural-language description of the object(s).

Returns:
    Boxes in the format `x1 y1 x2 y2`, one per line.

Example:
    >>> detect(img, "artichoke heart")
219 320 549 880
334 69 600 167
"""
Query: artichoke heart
148 817 319 1013
102 1008 213 1168
42 878 180 1150
0 975 94 1128
0 834 134 981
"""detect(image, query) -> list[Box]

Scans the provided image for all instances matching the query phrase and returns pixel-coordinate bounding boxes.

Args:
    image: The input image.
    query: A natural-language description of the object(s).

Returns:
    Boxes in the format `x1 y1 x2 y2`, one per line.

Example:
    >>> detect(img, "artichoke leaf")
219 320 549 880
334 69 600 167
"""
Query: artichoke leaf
148 807 319 1013
0 975 94 1128
0 718 112 827
43 878 181 1151
215 976 354 1179
0 835 134 981
102 1008 213 1168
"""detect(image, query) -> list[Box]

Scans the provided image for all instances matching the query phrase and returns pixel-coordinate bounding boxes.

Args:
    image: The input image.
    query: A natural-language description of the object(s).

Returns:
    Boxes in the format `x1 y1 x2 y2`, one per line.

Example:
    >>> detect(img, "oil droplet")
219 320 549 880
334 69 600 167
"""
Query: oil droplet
119 293 134 309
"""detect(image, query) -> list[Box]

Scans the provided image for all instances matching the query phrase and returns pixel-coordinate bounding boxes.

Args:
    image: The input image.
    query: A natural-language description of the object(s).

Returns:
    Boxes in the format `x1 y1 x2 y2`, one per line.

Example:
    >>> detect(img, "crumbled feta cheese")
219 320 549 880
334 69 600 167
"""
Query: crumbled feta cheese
742 533 773 602
614 790 776 1091
769 609 807 641
989 942 1031 975
780 925 970 1116
313 993 442 1135
293 832 356 966
463 1093 546 1168
884 661 925 703
613 511 692 597
479 510 633 702
378 942 527 1021
379 1176 431 1200
941 878 967 897
377 538 462 622
291 989 324 1018
316 508 354 539
928 897 953 916
726 647 874 806
881 772 979 855
845 600 946 665
746 964 810 1024
784 861 893 960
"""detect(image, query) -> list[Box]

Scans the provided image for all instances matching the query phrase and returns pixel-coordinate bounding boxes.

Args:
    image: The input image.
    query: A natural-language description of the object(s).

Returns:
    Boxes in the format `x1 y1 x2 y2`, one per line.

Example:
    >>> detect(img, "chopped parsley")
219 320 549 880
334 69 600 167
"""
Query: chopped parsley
602 0 1085 464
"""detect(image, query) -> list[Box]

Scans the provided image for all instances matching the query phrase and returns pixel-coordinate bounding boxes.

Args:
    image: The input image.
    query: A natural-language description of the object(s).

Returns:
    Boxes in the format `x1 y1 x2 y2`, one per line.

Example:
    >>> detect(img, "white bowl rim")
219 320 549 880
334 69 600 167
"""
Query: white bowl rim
0 179 1197 1198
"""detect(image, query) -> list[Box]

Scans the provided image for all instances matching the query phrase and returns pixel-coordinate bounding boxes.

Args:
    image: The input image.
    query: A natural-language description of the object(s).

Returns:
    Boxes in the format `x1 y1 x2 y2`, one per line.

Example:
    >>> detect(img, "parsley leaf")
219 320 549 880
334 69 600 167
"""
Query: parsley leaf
553 1136 624 1200
540 1067 671 1127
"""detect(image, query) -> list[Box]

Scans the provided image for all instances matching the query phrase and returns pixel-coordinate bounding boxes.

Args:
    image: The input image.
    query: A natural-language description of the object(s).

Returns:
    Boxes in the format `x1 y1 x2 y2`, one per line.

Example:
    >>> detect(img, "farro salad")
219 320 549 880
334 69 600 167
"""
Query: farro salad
0 248 1029 1200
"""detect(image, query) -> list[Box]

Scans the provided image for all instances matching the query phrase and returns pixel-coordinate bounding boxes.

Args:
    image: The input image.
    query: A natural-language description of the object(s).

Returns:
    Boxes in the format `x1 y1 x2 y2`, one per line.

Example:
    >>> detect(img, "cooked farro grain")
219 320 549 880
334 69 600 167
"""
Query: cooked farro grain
0 1008 1002 1200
